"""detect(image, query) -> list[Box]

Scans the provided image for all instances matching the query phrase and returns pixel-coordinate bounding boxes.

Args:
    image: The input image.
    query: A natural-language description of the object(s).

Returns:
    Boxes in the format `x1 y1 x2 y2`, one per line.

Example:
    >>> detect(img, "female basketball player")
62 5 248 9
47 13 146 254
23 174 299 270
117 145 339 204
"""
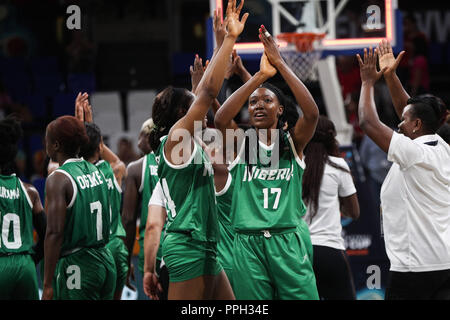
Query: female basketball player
302 116 359 300
358 45 450 299
42 115 116 300
0 117 46 300
143 0 248 300
74 96 129 300
214 25 319 299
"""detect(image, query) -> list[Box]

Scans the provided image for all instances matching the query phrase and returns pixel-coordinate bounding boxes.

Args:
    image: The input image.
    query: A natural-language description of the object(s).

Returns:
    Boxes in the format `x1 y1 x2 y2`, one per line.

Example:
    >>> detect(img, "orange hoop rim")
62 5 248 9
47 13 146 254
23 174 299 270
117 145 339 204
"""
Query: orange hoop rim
276 32 326 52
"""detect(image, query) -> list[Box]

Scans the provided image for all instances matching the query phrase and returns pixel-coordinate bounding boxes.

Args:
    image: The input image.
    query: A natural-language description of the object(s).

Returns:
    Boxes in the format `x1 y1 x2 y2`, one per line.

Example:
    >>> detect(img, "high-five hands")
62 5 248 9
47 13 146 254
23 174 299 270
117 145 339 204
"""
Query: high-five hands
225 0 249 39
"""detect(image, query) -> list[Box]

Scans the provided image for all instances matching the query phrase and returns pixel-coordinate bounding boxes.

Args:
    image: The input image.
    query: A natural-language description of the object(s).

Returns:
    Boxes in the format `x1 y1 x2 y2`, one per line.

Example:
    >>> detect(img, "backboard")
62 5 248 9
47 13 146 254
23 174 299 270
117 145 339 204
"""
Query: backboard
208 0 401 57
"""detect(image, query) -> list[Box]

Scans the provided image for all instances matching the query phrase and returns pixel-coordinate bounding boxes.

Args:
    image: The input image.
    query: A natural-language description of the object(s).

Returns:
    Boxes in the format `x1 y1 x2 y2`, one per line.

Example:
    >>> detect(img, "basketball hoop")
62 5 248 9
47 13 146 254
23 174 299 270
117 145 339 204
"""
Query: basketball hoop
277 32 326 82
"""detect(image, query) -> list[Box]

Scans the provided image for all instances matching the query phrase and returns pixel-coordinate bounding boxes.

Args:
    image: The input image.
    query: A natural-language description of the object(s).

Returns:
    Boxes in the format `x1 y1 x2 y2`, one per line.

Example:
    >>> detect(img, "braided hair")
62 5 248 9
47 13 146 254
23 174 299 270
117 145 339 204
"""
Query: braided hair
244 82 299 167
149 86 194 151
302 116 350 222
0 116 23 175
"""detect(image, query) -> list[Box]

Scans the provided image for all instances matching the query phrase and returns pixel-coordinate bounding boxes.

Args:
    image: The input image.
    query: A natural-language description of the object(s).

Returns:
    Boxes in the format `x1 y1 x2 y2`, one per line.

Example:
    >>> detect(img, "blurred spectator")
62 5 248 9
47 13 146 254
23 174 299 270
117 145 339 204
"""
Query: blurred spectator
117 136 139 166
407 36 430 96
336 55 361 99
398 13 428 85
65 30 96 73
30 149 46 183
0 81 33 123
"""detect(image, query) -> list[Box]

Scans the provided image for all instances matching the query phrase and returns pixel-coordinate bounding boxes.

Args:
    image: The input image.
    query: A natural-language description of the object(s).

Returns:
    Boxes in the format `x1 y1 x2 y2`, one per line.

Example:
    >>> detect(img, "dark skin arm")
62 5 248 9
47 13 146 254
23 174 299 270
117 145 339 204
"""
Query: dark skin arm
259 26 319 156
23 183 46 265
377 39 408 119
340 194 360 220
357 47 393 153
42 171 72 300
121 158 144 289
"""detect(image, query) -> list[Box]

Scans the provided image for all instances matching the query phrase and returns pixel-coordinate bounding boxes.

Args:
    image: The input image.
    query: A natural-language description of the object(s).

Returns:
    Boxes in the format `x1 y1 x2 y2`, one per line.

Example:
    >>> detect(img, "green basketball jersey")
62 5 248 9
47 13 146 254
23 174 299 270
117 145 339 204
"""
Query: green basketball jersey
156 136 218 242
55 159 111 254
230 131 307 231
139 153 159 244
95 160 125 239
137 152 162 272
0 174 34 255
216 171 235 269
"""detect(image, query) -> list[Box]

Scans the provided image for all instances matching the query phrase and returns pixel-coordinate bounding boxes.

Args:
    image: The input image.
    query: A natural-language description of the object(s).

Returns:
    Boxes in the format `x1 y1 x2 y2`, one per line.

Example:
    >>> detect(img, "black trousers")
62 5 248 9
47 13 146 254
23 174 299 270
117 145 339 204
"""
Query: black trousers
312 245 356 300
385 269 450 300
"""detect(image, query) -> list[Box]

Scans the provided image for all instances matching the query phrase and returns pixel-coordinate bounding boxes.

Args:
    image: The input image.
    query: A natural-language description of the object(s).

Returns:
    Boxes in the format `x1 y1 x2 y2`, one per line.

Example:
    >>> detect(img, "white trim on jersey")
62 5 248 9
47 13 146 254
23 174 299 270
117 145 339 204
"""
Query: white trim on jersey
162 140 198 170
215 172 232 197
139 156 146 193
228 139 246 172
113 174 122 193
53 169 78 209
286 132 306 169
18 179 33 209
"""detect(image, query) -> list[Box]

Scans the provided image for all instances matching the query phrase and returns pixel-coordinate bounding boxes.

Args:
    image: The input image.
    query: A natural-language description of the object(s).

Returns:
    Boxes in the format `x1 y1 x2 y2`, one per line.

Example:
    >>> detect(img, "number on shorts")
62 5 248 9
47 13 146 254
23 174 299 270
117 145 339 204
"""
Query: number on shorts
0 212 22 249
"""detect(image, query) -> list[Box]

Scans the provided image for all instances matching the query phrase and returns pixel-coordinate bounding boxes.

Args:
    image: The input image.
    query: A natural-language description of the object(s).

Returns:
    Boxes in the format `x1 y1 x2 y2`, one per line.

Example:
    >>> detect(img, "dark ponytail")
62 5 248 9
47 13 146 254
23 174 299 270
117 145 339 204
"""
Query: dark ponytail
149 86 194 151
303 116 350 222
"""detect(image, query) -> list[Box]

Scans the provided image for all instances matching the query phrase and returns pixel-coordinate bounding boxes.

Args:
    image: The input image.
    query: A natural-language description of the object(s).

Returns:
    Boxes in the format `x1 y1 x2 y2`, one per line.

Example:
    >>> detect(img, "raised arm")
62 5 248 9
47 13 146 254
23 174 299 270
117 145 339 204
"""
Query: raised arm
75 92 127 184
165 0 249 163
259 25 319 156
378 39 408 119
42 172 71 300
357 47 393 153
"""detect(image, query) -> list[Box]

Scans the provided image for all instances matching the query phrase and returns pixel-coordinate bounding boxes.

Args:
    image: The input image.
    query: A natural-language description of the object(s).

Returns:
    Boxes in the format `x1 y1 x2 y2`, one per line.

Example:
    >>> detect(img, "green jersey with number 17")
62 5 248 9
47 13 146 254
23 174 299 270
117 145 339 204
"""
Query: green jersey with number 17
0 174 34 255
156 136 218 243
54 158 111 254
230 131 307 231
95 160 126 239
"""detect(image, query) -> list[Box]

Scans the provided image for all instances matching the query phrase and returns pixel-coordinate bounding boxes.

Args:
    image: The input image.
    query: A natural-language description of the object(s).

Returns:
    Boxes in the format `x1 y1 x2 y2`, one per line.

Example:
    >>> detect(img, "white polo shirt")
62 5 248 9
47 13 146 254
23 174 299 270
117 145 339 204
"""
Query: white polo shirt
303 156 357 250
381 132 450 272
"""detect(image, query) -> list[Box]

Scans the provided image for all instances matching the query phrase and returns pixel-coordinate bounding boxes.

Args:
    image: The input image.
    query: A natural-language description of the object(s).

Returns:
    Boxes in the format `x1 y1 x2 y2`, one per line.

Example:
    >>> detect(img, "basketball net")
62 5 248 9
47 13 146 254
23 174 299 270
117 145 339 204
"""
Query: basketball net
277 32 326 82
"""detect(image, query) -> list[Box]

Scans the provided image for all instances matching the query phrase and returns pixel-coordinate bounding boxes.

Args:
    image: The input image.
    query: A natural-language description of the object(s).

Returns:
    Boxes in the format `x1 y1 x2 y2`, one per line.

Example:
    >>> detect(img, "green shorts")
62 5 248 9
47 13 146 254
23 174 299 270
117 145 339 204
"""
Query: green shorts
297 219 314 262
162 232 222 282
232 228 319 300
0 254 39 300
106 237 129 293
54 246 117 300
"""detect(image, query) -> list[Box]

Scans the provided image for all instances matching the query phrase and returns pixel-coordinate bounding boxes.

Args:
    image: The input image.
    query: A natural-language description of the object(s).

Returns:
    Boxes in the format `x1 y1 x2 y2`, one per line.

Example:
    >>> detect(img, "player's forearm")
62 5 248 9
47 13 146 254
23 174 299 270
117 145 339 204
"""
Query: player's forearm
43 232 63 288
384 72 410 119
143 225 162 274
277 62 319 122
215 72 267 130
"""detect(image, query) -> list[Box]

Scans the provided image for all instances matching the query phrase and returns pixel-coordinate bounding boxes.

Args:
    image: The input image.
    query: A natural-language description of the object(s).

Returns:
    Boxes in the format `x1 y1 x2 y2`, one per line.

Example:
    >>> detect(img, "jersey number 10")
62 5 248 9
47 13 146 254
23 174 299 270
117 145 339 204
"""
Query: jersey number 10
0 212 22 249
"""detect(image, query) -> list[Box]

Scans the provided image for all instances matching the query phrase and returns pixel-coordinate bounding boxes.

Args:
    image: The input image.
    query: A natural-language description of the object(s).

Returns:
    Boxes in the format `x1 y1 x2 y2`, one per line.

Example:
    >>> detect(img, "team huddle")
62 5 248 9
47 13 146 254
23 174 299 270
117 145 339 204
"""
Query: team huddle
1 0 449 300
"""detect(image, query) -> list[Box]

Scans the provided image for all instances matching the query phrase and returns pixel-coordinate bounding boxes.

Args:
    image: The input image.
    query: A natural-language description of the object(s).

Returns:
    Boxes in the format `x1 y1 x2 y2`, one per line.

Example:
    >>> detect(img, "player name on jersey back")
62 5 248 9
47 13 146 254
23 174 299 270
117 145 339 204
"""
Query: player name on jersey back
76 171 104 189
0 186 20 200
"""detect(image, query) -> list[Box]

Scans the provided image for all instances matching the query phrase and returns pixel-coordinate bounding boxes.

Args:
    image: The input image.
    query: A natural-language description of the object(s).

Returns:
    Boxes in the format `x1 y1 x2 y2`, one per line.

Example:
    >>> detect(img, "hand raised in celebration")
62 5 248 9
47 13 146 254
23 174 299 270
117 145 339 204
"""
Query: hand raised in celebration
225 0 249 39
190 54 205 94
260 52 277 79
259 25 284 69
213 7 227 48
357 47 386 85
377 39 405 76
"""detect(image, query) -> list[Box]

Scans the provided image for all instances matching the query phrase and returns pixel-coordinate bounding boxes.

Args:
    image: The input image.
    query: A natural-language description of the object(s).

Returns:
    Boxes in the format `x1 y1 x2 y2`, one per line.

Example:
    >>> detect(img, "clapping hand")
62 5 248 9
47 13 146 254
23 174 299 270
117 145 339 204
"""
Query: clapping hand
357 47 386 85
225 0 249 39
259 25 284 69
377 39 405 76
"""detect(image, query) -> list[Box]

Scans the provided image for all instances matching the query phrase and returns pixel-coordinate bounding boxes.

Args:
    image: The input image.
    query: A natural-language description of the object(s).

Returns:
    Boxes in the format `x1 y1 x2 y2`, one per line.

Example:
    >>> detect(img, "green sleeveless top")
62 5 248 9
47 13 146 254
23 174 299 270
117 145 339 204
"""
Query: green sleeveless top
0 174 34 255
230 131 307 231
156 136 218 242
137 152 162 272
95 160 125 239
55 159 111 254
216 171 235 269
